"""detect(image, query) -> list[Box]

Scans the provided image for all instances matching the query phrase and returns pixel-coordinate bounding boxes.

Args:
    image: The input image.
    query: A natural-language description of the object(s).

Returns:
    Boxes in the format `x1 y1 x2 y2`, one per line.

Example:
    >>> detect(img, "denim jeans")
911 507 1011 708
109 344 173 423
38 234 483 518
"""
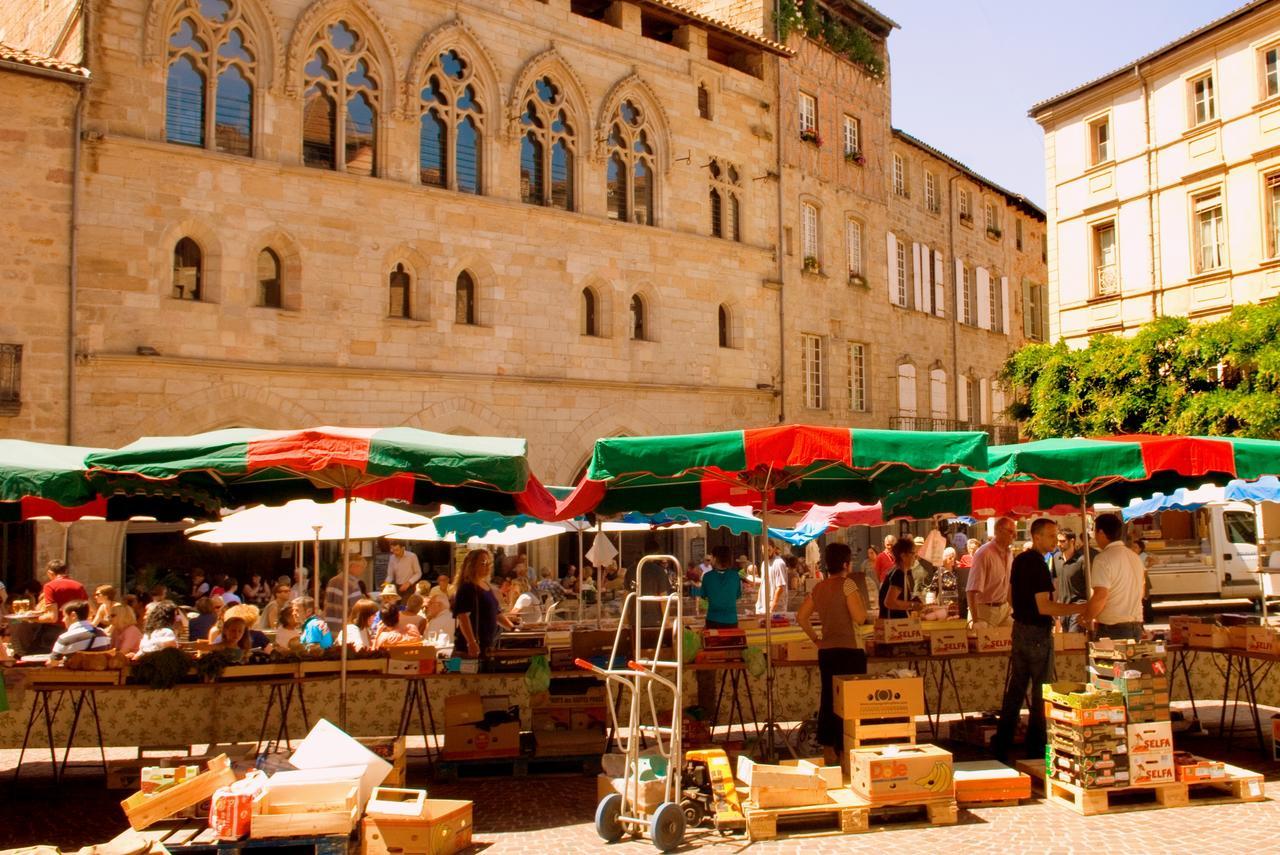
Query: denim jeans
817 647 867 749
994 623 1055 759
1096 621 1143 641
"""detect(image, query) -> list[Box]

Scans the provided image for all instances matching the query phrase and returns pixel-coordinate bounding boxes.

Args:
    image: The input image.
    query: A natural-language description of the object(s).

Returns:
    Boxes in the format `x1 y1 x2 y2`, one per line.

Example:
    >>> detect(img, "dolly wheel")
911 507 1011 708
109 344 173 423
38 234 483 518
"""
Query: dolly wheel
595 794 624 843
650 802 686 853
681 797 705 829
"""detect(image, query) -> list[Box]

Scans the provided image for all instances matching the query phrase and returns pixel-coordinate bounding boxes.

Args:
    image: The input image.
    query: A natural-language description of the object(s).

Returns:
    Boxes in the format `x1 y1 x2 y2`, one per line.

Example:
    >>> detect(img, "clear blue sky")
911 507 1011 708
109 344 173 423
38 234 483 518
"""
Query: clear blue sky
882 0 1244 207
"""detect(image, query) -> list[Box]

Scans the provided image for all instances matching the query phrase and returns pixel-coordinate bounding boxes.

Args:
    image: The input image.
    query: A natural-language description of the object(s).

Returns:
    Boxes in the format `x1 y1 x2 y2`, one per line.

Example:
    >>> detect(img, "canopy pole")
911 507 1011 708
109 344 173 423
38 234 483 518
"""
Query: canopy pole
339 492 352 729
311 527 321 607
1080 494 1093 596
577 528 585 623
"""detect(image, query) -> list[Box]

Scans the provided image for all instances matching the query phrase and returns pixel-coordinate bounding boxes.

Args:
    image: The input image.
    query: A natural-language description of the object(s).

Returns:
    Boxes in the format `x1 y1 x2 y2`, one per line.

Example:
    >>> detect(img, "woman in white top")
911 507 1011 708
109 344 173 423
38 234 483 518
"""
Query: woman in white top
137 601 180 656
508 578 542 625
336 599 378 652
274 602 302 649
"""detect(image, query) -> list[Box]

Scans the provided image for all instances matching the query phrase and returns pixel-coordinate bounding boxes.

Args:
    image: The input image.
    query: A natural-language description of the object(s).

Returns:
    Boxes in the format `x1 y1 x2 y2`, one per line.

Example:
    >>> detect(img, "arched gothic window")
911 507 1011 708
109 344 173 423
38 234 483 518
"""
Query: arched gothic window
303 21 379 176
389 263 410 318
456 271 476 325
708 159 741 241
419 50 484 193
582 288 598 336
605 100 655 226
257 248 281 307
630 294 646 341
718 304 730 348
165 0 255 156
519 76 575 210
173 237 203 300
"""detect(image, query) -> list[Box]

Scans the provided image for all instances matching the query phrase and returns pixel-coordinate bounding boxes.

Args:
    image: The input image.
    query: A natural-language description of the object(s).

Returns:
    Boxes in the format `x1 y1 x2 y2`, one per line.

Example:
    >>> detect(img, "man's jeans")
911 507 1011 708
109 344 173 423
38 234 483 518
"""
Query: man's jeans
994 623 1055 759
1096 621 1144 641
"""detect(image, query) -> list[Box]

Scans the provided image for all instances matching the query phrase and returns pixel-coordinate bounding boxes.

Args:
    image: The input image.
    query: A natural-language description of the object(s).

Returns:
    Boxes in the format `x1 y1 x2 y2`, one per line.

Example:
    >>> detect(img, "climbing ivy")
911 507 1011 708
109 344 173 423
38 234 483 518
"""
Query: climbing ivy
1002 302 1280 439
776 0 884 79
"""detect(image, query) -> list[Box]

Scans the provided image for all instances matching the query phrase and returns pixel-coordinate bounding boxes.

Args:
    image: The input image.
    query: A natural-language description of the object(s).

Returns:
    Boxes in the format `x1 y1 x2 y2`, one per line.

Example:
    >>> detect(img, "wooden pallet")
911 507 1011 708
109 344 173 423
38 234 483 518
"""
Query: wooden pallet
1018 758 1265 816
434 753 601 783
744 788 956 841
124 822 349 855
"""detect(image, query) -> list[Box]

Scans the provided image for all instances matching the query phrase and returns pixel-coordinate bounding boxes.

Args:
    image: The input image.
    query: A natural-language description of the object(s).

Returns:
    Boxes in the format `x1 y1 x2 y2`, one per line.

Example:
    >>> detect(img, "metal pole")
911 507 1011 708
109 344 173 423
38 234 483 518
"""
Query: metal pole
760 494 776 761
312 528 321 606
1080 494 1093 593
577 528 585 623
339 493 352 729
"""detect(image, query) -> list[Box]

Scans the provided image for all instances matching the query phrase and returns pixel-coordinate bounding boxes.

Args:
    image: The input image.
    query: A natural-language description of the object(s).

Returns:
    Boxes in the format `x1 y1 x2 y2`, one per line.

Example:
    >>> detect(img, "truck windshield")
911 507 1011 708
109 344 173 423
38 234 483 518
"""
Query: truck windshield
1223 510 1257 545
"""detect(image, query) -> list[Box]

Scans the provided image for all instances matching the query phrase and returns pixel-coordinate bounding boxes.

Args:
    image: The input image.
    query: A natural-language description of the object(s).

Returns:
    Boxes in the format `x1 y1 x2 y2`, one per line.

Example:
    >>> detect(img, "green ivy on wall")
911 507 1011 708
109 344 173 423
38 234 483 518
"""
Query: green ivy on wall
777 0 884 79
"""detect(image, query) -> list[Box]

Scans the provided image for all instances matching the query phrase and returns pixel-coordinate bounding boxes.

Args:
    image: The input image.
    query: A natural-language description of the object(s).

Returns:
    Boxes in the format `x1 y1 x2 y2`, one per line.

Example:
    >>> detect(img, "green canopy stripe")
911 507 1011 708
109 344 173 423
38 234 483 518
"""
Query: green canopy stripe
587 430 747 481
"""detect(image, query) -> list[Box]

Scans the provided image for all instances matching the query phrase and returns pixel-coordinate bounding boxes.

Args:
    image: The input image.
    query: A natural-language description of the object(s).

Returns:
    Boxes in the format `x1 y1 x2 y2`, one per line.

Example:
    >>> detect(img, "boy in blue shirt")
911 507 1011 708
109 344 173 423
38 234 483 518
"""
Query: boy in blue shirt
700 546 741 628
294 596 333 649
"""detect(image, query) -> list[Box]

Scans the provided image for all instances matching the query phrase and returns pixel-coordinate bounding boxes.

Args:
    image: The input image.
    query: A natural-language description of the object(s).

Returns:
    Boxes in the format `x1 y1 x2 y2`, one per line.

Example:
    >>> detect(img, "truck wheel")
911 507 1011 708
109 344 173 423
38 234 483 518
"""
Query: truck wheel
595 794 624 843
650 801 686 852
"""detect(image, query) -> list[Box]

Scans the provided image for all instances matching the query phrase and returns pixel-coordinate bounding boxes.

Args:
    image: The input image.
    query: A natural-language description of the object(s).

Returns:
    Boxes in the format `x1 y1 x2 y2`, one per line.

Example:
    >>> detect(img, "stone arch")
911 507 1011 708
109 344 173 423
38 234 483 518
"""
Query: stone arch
446 255 497 327
402 397 519 438
248 226 304 310
547 405 662 485
143 0 284 89
134 382 320 437
402 17 501 118
284 0 400 104
381 243 433 321
716 298 743 349
159 218 225 303
576 274 615 338
627 282 662 343
506 46 592 146
597 71 672 175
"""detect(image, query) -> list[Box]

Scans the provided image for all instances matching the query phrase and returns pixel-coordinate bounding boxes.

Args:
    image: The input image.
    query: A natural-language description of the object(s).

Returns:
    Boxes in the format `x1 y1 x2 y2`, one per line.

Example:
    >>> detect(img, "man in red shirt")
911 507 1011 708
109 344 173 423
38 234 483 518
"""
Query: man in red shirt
874 535 897 584
41 559 88 626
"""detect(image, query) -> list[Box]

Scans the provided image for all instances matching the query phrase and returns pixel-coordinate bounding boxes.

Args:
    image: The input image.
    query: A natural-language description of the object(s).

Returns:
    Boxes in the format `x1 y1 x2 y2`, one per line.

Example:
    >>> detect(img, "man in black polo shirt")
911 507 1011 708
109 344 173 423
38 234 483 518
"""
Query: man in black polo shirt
992 518 1087 762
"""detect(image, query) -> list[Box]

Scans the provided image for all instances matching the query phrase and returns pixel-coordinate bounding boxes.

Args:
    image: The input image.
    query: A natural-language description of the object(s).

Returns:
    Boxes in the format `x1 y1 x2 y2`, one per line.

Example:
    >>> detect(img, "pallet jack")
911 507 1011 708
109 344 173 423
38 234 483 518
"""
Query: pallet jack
683 748 746 834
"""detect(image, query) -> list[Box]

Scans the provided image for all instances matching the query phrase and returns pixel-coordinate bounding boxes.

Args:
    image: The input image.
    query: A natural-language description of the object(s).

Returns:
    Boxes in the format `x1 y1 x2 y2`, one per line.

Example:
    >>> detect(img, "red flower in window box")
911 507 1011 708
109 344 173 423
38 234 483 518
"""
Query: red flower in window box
799 129 822 147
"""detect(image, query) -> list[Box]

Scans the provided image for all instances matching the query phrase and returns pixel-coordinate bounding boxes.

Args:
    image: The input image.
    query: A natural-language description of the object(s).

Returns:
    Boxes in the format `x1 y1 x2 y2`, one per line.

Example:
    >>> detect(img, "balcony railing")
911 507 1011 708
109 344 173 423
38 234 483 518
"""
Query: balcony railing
889 416 1017 445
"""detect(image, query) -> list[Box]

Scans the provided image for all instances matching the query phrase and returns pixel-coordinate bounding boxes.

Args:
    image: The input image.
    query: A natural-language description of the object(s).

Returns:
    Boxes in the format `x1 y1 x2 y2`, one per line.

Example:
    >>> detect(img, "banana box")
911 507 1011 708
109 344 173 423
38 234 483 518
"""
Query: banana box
848 744 953 805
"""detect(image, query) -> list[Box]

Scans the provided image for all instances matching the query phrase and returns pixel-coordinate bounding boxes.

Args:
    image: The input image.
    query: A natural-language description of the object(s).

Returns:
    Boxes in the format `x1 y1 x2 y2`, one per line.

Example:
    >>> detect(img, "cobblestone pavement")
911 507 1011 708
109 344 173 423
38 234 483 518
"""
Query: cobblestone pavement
2 708 1278 854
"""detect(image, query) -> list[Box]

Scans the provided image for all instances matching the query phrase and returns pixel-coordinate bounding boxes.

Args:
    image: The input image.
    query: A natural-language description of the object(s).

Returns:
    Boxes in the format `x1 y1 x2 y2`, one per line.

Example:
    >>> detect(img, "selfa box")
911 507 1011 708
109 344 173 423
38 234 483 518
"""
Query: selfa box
833 675 924 721
876 618 924 645
848 744 954 805
1127 722 1173 756
1128 752 1176 787
971 624 1012 653
928 629 969 657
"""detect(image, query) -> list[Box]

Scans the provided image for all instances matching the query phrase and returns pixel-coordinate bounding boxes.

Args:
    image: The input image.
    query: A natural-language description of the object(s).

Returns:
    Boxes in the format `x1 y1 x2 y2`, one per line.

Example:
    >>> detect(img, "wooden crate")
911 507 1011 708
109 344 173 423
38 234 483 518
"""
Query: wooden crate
22 667 122 686
121 755 236 831
1018 757 1264 815
251 779 359 839
299 658 387 675
842 715 916 750
220 663 299 680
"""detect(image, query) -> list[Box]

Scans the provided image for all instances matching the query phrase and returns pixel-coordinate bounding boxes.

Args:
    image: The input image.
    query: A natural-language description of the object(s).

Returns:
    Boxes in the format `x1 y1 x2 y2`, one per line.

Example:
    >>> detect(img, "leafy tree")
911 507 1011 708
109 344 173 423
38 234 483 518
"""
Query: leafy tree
1002 303 1280 439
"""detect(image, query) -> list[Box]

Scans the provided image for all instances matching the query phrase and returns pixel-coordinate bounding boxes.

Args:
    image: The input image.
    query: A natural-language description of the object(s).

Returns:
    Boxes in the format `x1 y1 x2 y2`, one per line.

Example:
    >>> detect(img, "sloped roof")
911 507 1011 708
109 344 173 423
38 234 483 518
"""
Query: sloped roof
635 0 794 55
0 43 89 80
1029 0 1269 116
893 128 1045 220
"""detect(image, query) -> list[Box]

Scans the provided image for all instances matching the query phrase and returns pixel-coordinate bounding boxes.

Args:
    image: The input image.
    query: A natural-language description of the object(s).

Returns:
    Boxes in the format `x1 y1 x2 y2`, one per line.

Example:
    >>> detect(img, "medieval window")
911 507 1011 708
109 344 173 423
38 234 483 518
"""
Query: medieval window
257 248 281 308
582 287 598 336
708 159 740 241
697 82 711 119
0 343 20 415
303 21 379 176
419 49 484 193
164 0 255 156
455 271 476 325
605 100 656 226
718 304 731 348
388 263 410 318
630 294 647 341
520 76 576 210
173 237 203 300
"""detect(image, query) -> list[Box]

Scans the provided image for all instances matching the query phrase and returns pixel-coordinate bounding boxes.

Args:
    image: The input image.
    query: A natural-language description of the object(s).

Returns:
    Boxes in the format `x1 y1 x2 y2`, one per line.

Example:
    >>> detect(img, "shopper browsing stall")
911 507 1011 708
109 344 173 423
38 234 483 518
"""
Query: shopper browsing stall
965 517 1016 627
50 600 110 659
796 542 868 766
878 538 922 618
294 596 333 649
1082 513 1146 641
454 548 514 657
754 542 789 616
993 518 1086 762
700 546 741 628
107 603 142 656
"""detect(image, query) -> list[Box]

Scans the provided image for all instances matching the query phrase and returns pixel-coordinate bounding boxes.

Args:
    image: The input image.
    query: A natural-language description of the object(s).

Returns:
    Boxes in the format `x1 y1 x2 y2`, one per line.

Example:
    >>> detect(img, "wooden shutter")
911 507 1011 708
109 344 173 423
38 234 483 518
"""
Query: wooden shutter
979 379 990 423
954 258 964 319
976 268 991 330
1000 276 1011 335
957 376 969 421
933 251 946 317
1021 279 1033 338
886 232 898 305
912 243 924 312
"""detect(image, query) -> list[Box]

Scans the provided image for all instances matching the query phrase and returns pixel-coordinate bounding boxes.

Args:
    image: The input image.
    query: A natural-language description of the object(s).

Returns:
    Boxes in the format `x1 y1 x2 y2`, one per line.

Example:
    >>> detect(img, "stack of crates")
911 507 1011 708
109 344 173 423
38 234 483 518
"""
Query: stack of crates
1088 639 1170 724
1043 682 1129 789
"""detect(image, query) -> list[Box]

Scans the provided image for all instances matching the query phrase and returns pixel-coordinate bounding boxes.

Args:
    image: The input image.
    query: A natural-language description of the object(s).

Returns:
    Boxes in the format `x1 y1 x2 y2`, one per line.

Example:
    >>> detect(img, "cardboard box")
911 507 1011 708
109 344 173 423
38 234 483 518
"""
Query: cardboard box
533 729 606 758
1187 624 1230 649
1168 615 1204 646
1174 752 1226 783
833 675 924 721
251 779 359 838
1043 682 1125 710
362 799 473 855
443 694 486 728
1244 626 1280 655
876 617 924 644
848 744 953 804
1273 714 1280 761
971 624 1012 653
953 760 1032 803
288 719 392 810
928 629 969 657
442 722 520 760
386 645 438 676
785 639 820 663
367 787 428 820
1127 752 1176 786
1045 703 1126 727
1053 632 1088 653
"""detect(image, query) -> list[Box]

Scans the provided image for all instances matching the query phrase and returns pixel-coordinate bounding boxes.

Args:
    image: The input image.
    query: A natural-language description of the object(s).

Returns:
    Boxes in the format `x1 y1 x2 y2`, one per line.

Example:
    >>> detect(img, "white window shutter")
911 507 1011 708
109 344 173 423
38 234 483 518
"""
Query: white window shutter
933 252 946 317
979 379 990 423
912 243 923 311
886 232 898 305
957 376 970 422
1000 276 1011 335
976 267 991 331
954 258 963 318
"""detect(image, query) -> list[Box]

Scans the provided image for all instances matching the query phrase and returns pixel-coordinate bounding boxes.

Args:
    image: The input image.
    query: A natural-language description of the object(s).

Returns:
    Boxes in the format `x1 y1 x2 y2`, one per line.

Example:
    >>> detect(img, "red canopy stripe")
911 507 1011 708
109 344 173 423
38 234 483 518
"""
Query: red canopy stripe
1098 434 1236 477
246 428 377 474
700 477 777 508
20 496 109 521
742 425 852 472
971 483 1049 518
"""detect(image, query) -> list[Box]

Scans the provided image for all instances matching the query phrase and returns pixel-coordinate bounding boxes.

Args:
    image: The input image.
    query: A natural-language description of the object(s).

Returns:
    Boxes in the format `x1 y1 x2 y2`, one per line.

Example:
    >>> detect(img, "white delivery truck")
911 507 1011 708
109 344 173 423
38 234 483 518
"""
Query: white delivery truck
1127 501 1280 604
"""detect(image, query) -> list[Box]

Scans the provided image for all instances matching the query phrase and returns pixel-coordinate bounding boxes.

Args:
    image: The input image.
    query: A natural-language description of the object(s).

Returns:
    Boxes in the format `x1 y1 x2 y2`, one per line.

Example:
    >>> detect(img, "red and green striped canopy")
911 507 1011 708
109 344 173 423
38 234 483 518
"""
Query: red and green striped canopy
883 482 1083 521
86 427 563 516
563 425 990 516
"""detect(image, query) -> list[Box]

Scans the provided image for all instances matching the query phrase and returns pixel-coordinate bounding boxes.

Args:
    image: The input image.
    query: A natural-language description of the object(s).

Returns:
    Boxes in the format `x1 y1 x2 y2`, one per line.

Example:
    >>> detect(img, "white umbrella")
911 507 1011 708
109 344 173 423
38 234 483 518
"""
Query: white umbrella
185 498 432 543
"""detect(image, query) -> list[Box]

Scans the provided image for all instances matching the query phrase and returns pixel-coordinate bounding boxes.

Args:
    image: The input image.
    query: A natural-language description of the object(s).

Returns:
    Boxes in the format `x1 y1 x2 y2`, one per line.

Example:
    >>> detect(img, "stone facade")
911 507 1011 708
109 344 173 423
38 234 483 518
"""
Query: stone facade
1031 1 1280 346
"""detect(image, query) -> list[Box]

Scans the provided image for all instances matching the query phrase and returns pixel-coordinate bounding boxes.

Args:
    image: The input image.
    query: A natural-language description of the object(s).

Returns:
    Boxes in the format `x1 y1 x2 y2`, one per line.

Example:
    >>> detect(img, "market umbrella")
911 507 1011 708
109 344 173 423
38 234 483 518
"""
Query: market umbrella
0 439 219 522
87 426 562 725
882 481 1084 521
565 424 991 759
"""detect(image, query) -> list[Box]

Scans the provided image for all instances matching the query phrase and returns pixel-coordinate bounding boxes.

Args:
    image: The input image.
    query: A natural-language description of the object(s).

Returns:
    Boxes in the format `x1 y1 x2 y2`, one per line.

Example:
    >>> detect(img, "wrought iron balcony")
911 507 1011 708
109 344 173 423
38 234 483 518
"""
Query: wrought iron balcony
889 415 1016 445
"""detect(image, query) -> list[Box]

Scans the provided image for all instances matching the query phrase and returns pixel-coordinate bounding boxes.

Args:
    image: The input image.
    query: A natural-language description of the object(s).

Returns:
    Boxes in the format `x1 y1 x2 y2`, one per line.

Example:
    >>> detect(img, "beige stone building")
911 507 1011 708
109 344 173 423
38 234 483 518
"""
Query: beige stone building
0 0 1043 585
1031 0 1280 346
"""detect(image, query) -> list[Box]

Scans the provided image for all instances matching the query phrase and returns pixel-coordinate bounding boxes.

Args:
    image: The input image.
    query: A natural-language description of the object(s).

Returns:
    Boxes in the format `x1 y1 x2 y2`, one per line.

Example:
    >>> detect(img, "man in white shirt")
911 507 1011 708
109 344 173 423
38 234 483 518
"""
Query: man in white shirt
386 542 422 596
965 517 1016 627
921 520 948 568
755 543 789 616
1082 513 1146 640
